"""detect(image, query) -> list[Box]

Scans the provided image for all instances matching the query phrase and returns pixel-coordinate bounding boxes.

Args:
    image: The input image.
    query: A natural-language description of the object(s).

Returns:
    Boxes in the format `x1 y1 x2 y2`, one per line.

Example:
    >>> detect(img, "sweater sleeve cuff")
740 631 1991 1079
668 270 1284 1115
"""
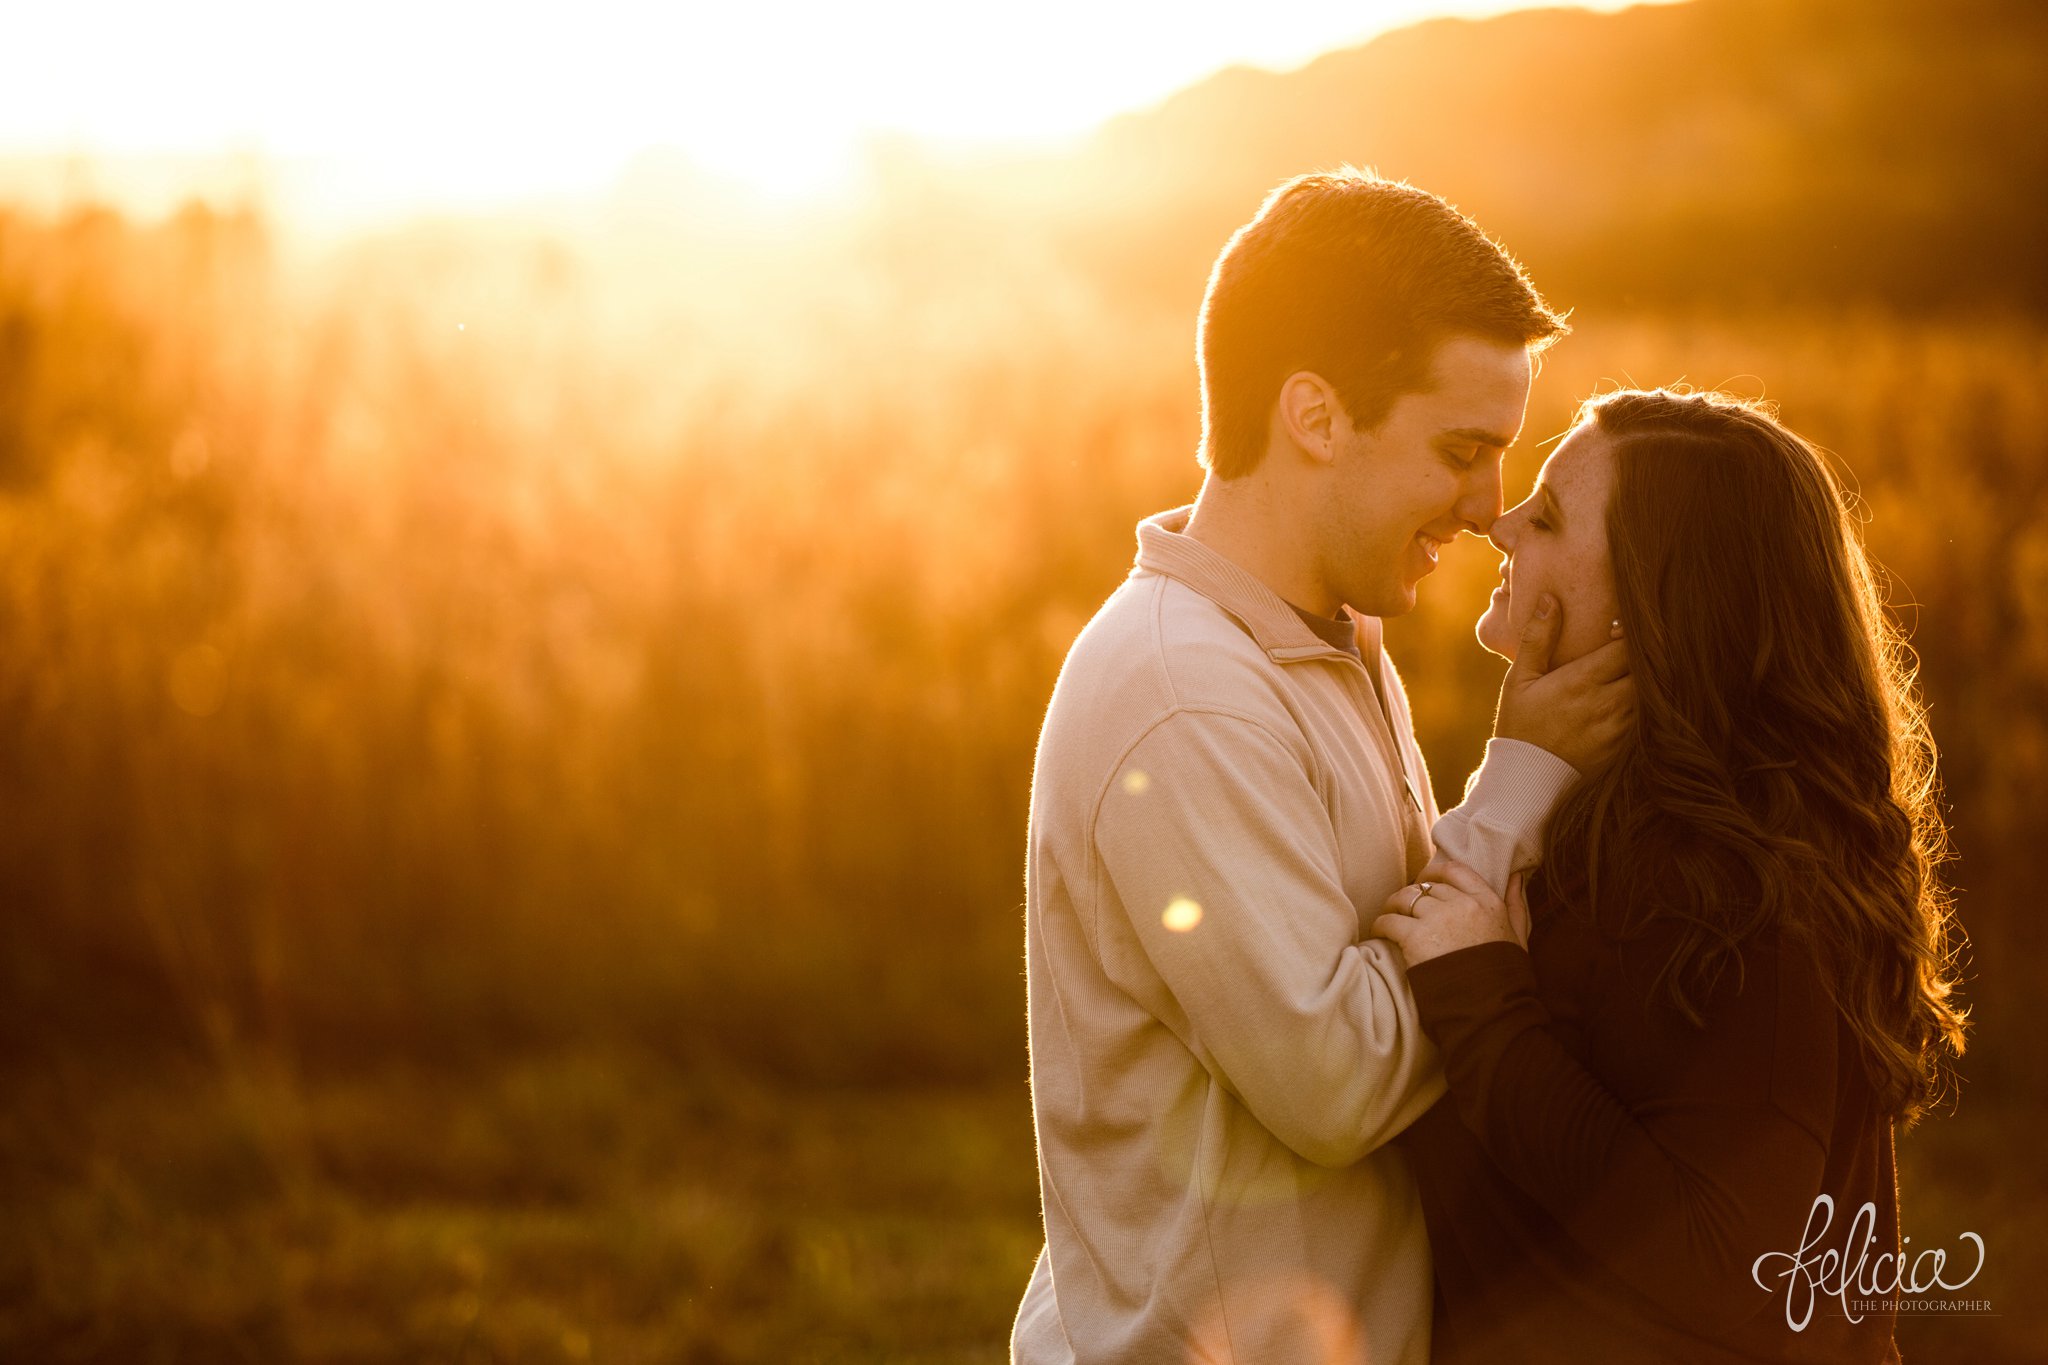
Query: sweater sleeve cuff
1459 737 1581 822
1430 739 1582 888
1409 941 1540 1035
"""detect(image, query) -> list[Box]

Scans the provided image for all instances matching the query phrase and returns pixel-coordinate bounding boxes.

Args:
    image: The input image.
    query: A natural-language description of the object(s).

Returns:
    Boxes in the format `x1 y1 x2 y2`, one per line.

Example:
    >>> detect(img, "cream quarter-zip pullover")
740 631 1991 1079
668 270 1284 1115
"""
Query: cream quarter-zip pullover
1012 504 1578 1364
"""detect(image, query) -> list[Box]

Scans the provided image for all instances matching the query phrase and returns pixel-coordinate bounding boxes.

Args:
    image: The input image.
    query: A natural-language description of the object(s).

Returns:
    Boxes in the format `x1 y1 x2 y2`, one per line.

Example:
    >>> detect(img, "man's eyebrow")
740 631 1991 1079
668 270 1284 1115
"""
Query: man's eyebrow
1440 426 1516 450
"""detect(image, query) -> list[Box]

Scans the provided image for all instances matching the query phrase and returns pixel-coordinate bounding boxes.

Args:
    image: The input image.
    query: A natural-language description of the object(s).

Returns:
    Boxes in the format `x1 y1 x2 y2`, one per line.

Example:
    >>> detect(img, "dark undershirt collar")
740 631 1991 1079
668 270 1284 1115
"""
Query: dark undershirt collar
1285 600 1362 658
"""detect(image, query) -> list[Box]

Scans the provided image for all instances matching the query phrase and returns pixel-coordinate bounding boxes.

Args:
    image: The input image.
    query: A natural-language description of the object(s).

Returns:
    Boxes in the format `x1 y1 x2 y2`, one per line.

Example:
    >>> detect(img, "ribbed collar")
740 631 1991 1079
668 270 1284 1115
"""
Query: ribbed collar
1131 504 1385 665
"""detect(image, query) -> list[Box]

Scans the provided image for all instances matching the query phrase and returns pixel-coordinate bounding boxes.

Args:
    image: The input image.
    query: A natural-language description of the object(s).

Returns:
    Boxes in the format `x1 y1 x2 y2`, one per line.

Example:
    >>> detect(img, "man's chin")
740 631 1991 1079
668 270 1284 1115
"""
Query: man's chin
1376 584 1421 618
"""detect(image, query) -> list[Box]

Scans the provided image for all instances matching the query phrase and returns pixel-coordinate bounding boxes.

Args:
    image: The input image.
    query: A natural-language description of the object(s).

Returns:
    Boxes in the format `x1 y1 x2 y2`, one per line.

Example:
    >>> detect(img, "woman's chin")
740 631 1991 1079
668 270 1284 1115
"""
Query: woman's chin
1475 609 1516 662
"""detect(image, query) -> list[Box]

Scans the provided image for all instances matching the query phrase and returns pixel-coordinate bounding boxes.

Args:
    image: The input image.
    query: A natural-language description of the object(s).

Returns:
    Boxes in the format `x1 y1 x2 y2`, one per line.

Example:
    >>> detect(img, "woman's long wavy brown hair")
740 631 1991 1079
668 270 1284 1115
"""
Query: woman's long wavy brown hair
1536 388 1968 1125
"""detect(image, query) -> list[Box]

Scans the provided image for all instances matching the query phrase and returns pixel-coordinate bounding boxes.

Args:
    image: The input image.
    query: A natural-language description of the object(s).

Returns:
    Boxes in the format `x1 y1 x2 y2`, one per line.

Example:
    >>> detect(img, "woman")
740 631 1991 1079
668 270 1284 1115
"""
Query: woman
1370 388 1968 1363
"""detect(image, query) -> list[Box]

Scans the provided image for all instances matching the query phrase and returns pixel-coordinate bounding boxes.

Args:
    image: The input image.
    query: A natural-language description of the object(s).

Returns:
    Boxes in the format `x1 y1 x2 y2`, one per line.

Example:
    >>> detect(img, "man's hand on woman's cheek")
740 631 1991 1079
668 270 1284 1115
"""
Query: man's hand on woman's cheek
1492 594 1635 773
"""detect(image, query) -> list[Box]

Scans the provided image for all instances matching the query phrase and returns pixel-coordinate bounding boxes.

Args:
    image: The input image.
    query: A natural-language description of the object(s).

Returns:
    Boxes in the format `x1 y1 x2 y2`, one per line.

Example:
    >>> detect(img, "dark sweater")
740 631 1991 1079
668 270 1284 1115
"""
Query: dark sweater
1399 896 1903 1363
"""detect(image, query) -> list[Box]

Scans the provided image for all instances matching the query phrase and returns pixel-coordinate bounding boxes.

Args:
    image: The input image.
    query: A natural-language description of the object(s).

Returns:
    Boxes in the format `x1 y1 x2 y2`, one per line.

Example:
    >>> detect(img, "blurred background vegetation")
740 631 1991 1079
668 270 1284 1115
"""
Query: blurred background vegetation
2 0 2045 1359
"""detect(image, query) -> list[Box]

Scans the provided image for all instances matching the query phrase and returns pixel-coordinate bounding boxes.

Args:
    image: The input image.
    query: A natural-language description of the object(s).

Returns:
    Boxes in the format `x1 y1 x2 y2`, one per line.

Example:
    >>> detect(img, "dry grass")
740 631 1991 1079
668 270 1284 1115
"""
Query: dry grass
0 201 2042 1359
0 1048 1040 1363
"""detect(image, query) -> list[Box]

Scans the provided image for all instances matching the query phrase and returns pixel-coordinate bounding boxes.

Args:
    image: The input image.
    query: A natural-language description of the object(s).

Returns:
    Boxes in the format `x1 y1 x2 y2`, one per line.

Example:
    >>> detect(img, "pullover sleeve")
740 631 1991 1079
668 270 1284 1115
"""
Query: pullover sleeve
1093 706 1443 1167
1406 935 1841 1335
1427 737 1580 890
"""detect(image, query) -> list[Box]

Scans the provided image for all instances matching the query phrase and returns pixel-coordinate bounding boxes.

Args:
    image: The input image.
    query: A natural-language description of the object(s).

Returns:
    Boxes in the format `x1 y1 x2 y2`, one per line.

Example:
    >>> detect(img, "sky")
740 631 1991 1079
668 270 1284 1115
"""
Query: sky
4 0 1675 218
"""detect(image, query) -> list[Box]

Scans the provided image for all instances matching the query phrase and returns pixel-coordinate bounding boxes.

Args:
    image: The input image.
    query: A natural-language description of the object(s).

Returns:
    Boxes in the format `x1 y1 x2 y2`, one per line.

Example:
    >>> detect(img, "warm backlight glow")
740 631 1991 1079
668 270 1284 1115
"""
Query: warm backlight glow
5 0 1678 215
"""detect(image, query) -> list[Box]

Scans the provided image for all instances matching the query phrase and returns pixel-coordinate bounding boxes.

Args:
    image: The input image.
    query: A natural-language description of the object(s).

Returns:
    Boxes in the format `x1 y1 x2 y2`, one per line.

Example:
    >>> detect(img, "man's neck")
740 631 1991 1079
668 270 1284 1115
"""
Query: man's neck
1184 474 1338 618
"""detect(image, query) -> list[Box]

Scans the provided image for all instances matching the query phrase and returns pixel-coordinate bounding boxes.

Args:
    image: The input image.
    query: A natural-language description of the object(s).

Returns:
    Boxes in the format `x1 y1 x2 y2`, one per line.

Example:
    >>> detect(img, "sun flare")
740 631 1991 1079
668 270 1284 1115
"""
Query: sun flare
6 0 1678 218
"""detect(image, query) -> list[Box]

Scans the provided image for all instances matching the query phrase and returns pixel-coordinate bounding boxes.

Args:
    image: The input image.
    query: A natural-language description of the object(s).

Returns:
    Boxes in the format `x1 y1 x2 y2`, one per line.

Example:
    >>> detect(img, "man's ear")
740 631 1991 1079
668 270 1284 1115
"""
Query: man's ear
1276 371 1341 468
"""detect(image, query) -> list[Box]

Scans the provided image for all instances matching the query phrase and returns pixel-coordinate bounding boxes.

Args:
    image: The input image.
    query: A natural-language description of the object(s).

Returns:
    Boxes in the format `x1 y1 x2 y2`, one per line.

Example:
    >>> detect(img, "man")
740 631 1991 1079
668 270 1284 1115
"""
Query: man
1011 171 1635 1364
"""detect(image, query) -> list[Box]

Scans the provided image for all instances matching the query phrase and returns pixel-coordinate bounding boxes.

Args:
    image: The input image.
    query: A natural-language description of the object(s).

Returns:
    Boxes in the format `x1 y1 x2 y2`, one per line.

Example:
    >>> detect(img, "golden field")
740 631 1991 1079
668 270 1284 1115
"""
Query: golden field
1 198 2043 1362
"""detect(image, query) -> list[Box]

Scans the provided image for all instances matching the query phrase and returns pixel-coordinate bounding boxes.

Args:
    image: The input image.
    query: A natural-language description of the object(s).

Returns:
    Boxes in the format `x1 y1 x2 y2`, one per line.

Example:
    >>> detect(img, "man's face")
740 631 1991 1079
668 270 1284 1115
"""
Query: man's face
1318 335 1533 617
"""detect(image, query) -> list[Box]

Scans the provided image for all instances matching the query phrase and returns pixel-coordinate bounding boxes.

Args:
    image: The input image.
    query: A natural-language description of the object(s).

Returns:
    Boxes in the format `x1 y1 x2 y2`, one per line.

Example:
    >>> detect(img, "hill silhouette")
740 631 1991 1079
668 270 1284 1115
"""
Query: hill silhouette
1021 0 2048 314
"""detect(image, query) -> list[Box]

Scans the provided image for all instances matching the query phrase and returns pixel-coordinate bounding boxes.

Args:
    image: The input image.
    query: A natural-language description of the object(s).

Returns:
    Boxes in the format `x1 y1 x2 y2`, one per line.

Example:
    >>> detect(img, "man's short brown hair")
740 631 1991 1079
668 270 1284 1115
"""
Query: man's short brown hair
1197 169 1567 478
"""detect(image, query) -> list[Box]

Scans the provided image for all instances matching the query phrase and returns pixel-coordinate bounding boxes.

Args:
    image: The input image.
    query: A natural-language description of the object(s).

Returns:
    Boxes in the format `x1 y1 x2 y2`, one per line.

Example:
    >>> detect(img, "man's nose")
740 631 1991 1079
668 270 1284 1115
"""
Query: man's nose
1456 465 1506 533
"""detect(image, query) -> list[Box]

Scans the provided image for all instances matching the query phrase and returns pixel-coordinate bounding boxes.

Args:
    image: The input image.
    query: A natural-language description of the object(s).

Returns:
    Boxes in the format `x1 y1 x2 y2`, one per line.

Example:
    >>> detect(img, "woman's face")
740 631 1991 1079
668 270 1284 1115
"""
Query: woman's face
1476 422 1621 665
